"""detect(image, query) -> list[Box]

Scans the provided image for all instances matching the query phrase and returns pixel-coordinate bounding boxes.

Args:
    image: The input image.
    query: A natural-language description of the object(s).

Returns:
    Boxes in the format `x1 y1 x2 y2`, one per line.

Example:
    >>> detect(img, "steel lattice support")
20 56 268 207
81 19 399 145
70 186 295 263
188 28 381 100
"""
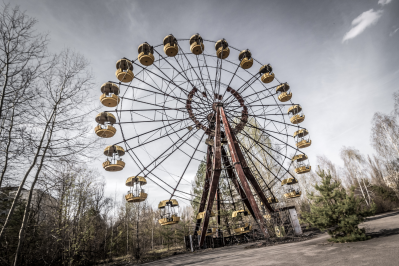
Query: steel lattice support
221 146 256 219
220 107 269 238
199 107 222 248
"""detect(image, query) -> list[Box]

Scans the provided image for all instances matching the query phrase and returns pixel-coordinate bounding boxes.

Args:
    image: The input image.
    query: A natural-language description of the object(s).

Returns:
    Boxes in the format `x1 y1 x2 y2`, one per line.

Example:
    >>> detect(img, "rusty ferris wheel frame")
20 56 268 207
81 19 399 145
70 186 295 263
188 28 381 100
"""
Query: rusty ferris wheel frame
106 36 310 247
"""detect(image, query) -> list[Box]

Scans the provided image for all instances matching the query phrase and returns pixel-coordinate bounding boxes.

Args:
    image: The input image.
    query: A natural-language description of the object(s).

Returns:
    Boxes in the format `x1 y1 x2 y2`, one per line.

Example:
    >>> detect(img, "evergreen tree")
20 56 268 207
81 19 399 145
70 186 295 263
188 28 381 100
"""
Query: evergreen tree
301 169 375 243
190 160 206 217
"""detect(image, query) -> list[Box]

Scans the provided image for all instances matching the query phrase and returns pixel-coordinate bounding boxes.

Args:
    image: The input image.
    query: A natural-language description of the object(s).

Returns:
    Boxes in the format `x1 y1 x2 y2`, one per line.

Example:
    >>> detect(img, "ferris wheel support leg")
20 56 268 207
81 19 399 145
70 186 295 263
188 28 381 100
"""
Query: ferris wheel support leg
221 146 256 219
216 188 222 237
194 145 213 235
220 107 270 239
199 107 222 248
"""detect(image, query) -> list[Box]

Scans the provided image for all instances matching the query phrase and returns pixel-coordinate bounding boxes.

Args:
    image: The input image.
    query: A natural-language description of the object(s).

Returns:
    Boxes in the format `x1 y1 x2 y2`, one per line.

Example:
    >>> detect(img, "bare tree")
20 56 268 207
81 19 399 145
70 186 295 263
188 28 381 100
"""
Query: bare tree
0 3 49 188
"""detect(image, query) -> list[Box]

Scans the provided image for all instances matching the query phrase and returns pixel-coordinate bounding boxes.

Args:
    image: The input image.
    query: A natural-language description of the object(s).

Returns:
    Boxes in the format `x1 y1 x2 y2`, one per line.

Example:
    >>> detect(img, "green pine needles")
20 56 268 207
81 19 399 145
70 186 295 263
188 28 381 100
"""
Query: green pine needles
301 169 375 243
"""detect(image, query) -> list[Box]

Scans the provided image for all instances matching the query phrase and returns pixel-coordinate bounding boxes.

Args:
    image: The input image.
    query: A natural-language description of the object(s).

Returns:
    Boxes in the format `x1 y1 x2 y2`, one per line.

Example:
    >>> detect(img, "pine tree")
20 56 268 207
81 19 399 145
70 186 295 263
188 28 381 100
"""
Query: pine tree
301 169 375 243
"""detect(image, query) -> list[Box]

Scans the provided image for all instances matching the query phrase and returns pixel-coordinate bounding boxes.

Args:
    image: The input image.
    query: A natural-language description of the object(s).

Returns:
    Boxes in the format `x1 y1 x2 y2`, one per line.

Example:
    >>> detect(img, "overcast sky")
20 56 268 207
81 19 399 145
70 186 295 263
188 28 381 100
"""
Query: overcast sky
12 0 399 206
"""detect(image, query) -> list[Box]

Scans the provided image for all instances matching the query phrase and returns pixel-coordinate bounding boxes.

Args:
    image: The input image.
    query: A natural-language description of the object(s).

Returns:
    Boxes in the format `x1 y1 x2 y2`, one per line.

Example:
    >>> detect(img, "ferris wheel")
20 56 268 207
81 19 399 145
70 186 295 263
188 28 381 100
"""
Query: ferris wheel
95 34 311 246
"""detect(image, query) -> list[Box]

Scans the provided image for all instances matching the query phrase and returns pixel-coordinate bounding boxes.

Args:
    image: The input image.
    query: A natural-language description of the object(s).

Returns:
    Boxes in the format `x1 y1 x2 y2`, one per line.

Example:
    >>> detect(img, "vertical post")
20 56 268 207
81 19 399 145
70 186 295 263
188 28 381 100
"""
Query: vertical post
220 107 269 238
199 106 222 248
216 188 221 234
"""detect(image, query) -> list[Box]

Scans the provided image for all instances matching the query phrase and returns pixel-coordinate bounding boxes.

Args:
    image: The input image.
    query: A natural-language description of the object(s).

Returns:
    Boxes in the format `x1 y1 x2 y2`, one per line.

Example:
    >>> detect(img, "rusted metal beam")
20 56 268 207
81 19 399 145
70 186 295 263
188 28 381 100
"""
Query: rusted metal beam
221 146 256 219
194 145 212 234
220 107 269 238
199 106 222 248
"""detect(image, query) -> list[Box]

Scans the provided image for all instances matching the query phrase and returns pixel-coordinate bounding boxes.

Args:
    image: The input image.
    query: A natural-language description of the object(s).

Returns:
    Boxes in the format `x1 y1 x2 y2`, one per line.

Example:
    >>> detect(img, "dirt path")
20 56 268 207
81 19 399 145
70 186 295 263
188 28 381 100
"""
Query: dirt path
143 211 399 266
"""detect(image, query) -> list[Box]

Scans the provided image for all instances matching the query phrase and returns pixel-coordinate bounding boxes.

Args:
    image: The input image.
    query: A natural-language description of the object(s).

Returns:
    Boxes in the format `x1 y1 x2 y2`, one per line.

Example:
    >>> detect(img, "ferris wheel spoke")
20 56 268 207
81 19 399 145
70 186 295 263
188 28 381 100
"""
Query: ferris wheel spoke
170 130 206 199
241 146 277 195
175 43 212 103
152 49 212 107
236 126 293 161
236 135 295 180
131 115 208 179
222 73 260 105
240 122 305 157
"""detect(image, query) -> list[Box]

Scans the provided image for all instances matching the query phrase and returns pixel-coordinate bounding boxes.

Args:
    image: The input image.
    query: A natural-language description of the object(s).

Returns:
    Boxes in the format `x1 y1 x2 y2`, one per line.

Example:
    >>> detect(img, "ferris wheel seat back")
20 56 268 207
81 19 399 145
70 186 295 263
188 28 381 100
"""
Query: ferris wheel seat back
115 69 134 83
94 125 116 138
216 47 230 59
284 190 302 198
138 52 154 66
261 72 275 83
295 165 311 174
100 93 120 108
102 160 125 172
234 223 252 235
158 215 180 226
281 177 298 186
290 114 305 124
278 92 292 102
296 139 312 149
125 192 147 202
163 43 179 57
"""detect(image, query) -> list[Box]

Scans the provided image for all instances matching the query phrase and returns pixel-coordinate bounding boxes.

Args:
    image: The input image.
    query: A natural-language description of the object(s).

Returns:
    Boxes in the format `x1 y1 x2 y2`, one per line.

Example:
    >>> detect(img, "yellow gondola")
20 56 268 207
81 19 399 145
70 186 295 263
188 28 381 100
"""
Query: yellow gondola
158 199 180 226
215 39 230 59
276 83 292 102
292 153 311 174
125 176 148 203
102 145 125 172
196 211 216 220
94 112 117 138
190 34 205 55
238 50 253 69
100 82 120 107
284 190 302 199
295 165 311 174
281 177 298 186
163 34 179 57
293 128 311 149
138 43 155 66
259 64 274 83
234 223 252 235
115 59 134 83
288 105 305 124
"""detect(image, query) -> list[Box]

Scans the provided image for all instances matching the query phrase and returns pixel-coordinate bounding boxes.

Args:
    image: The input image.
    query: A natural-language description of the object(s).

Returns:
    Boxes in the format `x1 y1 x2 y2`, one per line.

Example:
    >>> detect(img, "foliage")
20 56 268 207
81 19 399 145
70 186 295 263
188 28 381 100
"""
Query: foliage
301 169 375 243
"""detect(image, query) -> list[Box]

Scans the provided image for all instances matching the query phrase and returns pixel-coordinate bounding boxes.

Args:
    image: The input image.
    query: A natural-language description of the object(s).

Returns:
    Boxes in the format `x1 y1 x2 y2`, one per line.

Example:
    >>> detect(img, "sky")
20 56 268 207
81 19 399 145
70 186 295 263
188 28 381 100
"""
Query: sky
11 0 399 207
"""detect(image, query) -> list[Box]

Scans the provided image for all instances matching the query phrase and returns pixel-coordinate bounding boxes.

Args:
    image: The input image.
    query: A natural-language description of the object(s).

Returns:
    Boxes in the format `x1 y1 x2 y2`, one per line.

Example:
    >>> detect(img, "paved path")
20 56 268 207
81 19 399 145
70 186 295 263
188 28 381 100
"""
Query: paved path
143 211 399 266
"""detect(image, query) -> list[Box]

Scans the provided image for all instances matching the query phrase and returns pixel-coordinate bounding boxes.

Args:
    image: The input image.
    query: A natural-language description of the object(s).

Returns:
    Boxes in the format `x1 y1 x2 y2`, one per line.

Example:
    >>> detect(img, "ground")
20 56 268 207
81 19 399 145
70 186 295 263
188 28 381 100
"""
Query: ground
142 211 399 266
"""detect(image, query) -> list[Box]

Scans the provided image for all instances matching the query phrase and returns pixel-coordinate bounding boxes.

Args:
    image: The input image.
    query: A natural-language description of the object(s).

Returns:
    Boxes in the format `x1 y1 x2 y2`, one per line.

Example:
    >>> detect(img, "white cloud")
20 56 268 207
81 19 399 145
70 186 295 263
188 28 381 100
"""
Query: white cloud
342 9 383 42
390 27 399 37
378 0 392 6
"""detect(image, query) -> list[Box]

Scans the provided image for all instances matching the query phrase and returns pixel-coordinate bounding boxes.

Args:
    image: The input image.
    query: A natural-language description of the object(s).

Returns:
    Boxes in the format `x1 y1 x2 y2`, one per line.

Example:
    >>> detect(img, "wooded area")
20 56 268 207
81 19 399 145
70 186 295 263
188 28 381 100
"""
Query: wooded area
0 3 399 266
